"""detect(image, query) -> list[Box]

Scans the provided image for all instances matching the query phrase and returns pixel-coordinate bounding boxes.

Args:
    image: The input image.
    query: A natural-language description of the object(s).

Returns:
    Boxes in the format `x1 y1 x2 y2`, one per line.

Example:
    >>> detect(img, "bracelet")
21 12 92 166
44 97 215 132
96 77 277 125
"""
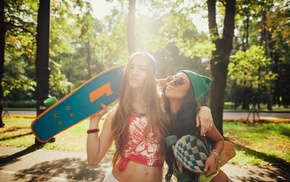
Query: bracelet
87 128 99 134
211 150 221 170
211 150 219 157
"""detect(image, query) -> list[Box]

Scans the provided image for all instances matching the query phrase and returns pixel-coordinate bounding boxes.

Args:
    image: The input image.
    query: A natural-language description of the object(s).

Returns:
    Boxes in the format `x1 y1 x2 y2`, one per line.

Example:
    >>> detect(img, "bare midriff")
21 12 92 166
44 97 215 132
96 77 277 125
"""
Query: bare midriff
112 160 163 182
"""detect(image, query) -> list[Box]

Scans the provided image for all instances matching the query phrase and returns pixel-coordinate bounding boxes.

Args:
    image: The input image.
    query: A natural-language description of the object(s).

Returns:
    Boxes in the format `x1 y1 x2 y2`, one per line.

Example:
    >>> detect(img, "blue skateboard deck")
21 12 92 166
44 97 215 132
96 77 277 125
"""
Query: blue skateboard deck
31 64 125 143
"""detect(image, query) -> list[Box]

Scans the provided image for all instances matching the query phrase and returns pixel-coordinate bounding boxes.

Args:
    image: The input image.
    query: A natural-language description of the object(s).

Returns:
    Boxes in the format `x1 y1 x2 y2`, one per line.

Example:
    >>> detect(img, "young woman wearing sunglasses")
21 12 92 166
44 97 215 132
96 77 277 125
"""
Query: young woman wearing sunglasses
164 70 231 182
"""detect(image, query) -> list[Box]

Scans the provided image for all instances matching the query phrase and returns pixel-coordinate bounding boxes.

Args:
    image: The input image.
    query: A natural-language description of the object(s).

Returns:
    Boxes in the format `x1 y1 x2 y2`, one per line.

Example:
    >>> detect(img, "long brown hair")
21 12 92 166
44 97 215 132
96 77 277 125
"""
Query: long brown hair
111 52 168 167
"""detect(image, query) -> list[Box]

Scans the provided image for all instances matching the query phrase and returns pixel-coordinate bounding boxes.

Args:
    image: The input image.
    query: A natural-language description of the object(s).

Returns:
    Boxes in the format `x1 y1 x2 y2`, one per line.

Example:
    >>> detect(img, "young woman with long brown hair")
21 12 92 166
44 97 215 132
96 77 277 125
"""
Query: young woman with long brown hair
86 52 214 182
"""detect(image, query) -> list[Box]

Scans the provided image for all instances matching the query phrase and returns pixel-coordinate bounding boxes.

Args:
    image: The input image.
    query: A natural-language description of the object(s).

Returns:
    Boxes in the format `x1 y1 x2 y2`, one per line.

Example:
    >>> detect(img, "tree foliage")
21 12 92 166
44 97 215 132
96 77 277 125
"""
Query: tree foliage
3 0 38 98
230 0 290 108
228 45 277 87
1 0 289 115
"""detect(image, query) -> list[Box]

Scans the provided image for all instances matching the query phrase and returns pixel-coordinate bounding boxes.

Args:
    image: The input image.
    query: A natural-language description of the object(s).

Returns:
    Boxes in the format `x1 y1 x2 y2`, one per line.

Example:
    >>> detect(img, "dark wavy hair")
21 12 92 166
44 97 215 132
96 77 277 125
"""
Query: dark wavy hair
163 83 200 182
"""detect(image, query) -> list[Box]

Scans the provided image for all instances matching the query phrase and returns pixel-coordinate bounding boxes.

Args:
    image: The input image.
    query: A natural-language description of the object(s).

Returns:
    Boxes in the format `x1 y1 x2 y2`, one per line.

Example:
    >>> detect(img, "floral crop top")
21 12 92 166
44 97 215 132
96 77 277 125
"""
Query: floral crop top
118 113 164 171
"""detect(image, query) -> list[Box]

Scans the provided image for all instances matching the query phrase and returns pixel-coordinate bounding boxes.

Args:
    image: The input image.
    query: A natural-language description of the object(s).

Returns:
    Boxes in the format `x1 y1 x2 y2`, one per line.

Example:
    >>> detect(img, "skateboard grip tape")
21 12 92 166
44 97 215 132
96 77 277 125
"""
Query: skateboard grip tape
90 82 113 102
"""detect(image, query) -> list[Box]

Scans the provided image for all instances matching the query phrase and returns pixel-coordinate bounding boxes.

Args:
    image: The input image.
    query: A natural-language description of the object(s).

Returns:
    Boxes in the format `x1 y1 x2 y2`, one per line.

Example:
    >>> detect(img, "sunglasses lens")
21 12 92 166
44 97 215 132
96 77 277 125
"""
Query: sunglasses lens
173 78 185 86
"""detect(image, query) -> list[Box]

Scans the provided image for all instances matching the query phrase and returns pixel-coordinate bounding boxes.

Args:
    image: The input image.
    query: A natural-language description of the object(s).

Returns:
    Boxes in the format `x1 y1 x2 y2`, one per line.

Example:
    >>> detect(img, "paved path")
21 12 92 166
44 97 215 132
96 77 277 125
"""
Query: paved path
223 111 290 120
0 146 111 182
0 146 289 182
3 110 290 119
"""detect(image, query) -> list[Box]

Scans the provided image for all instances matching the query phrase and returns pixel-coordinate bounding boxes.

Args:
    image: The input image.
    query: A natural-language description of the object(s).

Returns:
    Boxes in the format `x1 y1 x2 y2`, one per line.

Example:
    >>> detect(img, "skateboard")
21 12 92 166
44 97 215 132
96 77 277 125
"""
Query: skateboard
165 135 236 182
31 64 125 143
166 135 210 182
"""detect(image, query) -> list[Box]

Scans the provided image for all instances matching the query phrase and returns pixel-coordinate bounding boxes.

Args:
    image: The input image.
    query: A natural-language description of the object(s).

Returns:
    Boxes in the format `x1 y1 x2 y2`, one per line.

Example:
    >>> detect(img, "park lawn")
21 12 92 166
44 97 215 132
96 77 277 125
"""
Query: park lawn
223 121 290 167
0 116 289 167
0 116 114 153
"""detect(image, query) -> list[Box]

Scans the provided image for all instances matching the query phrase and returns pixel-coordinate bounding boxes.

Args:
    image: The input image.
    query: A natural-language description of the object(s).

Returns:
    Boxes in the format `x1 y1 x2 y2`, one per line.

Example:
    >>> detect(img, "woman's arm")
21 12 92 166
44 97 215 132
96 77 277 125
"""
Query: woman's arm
196 106 214 136
203 125 224 177
86 104 115 166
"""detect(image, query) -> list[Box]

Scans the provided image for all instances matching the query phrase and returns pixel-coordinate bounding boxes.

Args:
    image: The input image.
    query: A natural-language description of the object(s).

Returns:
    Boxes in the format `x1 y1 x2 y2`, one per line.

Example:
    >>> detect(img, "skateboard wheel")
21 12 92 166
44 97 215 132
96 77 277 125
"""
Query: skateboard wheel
165 135 178 147
44 97 58 108
176 172 191 182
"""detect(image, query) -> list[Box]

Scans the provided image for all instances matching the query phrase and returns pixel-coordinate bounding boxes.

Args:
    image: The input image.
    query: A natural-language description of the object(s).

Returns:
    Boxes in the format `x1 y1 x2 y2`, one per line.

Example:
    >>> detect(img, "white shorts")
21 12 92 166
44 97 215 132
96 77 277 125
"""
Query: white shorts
103 171 119 182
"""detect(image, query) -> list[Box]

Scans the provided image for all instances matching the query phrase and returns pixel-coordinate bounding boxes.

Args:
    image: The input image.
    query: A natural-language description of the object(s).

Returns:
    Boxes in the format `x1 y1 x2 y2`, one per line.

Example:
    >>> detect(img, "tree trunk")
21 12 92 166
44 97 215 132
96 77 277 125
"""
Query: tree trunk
273 53 280 106
86 42 91 79
242 87 250 110
265 27 272 111
127 0 136 54
208 0 236 136
0 0 5 127
35 0 50 116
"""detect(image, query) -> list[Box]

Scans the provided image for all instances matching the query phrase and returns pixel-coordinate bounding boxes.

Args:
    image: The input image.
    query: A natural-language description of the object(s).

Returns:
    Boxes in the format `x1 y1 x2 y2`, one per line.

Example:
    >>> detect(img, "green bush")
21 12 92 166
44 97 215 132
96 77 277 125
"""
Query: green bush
224 102 235 109
4 100 36 108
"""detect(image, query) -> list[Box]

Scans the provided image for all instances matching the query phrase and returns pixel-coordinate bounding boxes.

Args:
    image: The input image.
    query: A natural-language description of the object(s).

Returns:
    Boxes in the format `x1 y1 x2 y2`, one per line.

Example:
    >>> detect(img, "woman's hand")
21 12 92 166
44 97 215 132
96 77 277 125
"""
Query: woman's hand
203 154 218 177
89 103 108 126
196 106 214 136
157 75 174 88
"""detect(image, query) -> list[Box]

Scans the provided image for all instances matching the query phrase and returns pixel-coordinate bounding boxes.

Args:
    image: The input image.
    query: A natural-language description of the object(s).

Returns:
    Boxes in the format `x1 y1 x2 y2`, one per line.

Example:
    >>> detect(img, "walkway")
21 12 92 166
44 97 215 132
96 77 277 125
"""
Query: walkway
0 146 289 181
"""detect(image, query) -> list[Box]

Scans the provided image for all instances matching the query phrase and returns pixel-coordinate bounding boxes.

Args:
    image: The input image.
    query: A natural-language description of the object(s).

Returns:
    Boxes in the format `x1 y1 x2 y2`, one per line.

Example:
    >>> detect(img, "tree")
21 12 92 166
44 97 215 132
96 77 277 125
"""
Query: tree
127 0 136 54
49 60 71 98
230 0 289 109
266 1 290 107
233 0 253 110
208 0 236 135
0 0 5 127
1 0 37 124
228 45 277 99
49 0 96 89
3 1 38 99
35 0 50 116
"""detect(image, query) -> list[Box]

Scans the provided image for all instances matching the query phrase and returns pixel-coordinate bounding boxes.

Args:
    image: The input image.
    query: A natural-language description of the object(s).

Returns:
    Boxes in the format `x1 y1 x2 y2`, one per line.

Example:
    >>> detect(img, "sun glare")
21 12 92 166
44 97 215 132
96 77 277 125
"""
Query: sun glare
91 0 115 19
91 0 208 33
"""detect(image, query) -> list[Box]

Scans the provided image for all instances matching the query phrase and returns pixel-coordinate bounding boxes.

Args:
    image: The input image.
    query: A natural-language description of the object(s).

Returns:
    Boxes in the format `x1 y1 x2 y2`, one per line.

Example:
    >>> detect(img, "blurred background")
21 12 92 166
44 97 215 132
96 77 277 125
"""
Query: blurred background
1 0 290 131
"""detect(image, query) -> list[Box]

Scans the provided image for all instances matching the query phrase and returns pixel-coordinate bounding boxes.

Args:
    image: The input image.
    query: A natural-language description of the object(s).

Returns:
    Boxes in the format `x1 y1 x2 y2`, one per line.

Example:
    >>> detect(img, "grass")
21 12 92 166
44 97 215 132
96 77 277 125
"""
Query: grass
0 116 117 154
0 116 289 168
223 121 290 168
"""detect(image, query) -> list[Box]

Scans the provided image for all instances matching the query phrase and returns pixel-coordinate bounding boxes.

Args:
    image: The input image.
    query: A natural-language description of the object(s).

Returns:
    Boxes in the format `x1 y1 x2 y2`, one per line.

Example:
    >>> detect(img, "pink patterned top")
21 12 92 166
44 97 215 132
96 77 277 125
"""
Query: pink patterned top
118 113 164 171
